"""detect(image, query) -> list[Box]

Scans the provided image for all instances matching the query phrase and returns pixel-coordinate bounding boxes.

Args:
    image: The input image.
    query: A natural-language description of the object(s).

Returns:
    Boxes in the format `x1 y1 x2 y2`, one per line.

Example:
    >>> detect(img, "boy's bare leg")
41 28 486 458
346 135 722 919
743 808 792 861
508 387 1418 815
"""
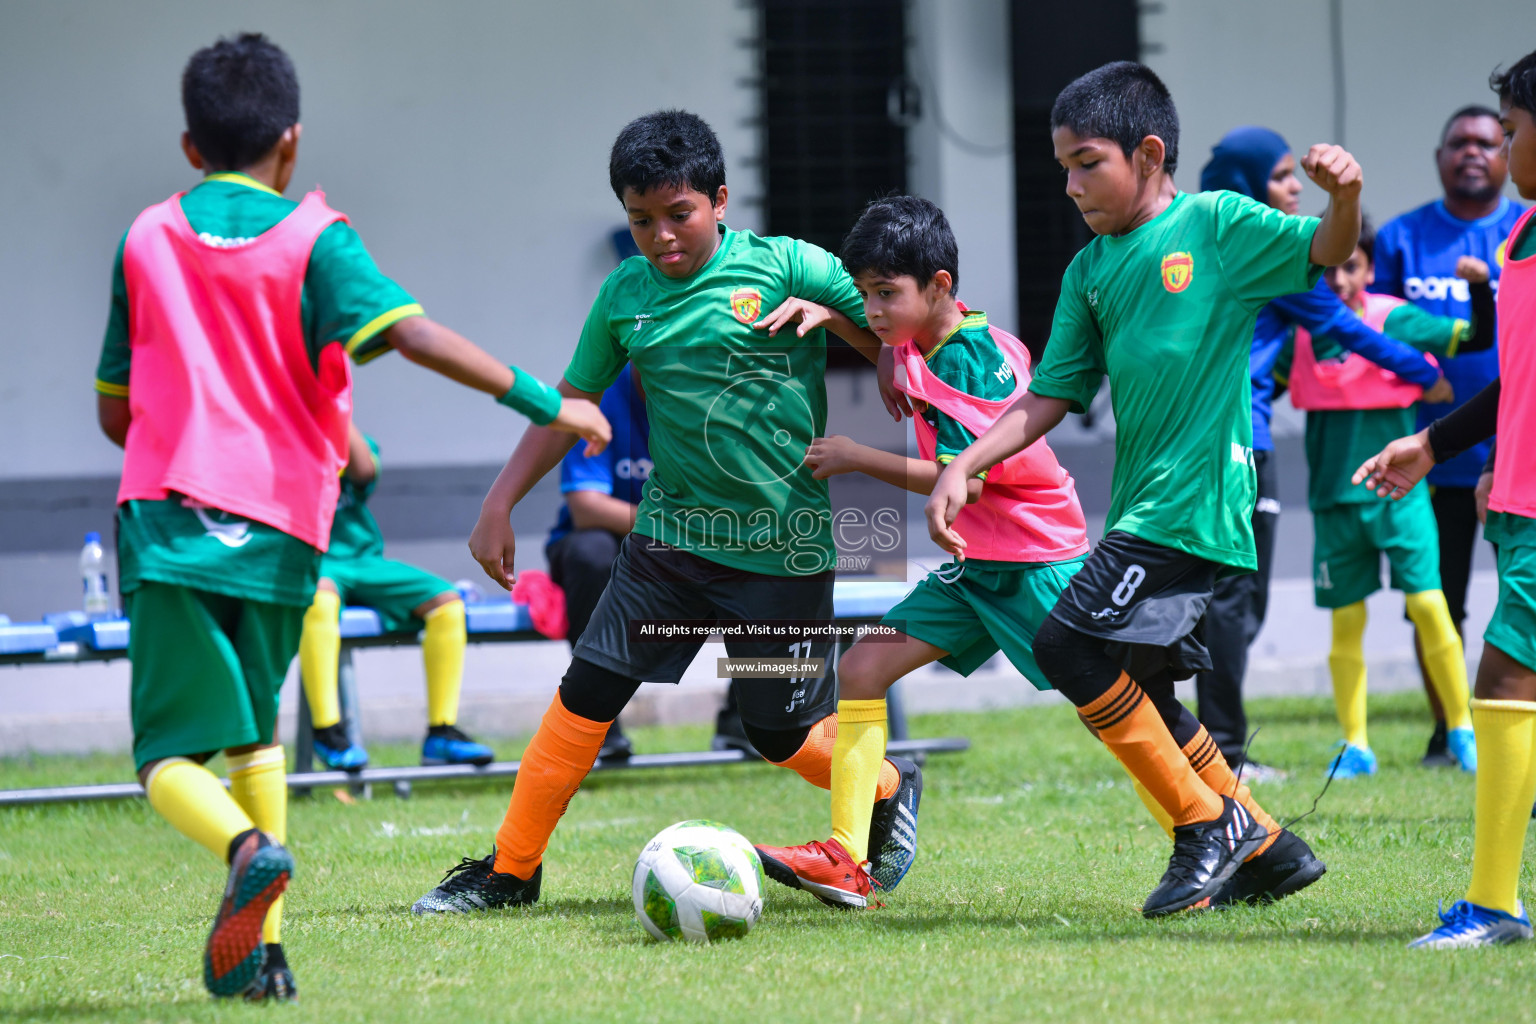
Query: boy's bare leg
755 633 943 907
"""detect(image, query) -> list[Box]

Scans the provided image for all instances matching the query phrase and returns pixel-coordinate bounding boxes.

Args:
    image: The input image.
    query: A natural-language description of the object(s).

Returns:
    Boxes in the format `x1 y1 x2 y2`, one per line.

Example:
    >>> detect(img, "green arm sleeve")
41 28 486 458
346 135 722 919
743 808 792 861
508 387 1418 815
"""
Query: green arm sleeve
785 239 868 326
563 282 628 393
94 232 131 396
1027 258 1106 413
304 221 423 366
1213 192 1323 309
1381 304 1467 357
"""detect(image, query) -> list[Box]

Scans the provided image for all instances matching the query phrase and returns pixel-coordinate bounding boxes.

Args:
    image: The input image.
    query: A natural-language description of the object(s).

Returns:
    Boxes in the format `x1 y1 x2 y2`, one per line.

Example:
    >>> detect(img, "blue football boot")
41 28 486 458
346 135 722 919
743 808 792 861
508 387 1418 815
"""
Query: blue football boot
312 723 368 771
422 724 494 766
1410 899 1533 948
1325 742 1377 779
1446 726 1477 773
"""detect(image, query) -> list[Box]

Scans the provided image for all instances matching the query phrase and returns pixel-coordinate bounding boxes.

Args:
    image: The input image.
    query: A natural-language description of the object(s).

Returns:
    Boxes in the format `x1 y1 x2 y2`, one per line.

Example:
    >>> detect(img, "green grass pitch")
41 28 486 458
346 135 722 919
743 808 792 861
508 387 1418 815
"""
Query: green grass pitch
3 692 1535 1022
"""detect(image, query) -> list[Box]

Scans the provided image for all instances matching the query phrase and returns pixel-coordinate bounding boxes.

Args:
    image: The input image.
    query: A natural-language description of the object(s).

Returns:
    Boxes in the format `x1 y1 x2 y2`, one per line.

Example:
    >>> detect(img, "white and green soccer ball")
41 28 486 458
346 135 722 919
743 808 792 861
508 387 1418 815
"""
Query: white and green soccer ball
632 820 765 943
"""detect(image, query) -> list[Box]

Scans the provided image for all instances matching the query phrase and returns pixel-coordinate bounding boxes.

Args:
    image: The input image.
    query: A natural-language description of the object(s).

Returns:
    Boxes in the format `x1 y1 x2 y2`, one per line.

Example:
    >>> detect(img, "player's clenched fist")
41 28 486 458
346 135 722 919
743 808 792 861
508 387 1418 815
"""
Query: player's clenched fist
1302 144 1363 199
802 435 860 479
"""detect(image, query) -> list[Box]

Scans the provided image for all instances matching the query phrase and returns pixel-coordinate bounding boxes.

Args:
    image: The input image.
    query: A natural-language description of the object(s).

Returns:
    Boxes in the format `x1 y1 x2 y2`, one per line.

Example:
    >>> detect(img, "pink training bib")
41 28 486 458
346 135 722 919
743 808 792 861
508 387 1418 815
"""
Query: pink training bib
1289 292 1435 411
118 190 352 550
893 315 1089 563
1490 204 1536 517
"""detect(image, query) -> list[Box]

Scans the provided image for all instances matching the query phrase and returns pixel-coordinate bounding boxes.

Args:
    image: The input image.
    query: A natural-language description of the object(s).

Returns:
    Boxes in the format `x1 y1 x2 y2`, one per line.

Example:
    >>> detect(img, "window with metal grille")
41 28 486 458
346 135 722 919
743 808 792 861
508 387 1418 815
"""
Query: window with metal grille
757 0 911 366
1010 0 1139 361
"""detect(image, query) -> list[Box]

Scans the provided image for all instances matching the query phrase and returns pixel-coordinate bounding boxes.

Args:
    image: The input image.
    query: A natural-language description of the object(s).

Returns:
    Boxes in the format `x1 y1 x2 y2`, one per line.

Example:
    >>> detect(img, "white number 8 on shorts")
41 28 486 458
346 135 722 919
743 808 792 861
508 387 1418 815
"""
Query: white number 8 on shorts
1111 564 1146 607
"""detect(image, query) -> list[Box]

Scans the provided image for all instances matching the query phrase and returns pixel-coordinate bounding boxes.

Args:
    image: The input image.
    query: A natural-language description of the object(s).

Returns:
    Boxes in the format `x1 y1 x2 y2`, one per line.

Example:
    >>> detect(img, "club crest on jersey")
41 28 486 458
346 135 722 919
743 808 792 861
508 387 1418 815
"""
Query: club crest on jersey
1161 251 1194 293
1496 240 1507 268
730 287 762 324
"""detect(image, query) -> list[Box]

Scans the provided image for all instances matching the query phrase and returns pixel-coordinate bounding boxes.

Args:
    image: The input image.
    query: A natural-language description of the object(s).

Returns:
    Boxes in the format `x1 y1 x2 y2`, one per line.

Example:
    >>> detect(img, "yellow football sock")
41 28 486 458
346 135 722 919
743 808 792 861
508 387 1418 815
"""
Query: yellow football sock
229 746 288 944
1464 699 1536 915
1329 602 1369 748
300 590 342 729
1405 590 1473 731
144 757 254 861
422 600 466 727
829 699 888 863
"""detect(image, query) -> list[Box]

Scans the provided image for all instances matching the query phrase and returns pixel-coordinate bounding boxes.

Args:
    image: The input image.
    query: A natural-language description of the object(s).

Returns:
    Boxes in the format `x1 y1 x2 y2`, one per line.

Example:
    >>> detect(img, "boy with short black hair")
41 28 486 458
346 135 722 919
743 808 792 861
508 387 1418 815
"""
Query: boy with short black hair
1356 46 1536 949
413 110 925 915
929 60 1358 916
1281 217 1494 778
96 33 607 1001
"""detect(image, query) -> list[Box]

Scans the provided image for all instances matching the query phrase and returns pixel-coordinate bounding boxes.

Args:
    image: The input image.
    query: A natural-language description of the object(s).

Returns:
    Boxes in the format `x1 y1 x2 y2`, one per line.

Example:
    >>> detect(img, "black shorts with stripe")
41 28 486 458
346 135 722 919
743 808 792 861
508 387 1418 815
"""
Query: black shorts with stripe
1044 530 1226 683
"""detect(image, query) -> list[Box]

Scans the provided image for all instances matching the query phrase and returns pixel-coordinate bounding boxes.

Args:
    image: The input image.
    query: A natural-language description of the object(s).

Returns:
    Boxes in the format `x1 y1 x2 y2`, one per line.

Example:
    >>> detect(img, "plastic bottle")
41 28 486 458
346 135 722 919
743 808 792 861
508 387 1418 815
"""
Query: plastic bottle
80 531 112 620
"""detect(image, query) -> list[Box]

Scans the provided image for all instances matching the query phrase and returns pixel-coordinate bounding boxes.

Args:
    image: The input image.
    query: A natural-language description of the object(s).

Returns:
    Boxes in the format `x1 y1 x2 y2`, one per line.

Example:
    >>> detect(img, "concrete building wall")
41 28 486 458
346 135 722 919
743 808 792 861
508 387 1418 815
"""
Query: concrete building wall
0 0 762 480
1143 0 1530 220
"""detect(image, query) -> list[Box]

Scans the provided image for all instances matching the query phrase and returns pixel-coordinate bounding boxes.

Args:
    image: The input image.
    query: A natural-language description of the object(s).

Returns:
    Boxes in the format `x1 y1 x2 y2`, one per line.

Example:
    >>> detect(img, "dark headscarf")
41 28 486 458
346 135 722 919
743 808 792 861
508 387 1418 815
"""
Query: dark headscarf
1199 126 1290 203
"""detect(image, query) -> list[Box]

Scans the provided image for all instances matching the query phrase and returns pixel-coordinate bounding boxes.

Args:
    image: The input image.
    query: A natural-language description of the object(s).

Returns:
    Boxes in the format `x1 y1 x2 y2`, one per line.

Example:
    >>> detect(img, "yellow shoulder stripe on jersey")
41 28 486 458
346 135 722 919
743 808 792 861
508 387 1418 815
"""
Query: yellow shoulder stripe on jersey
924 310 989 363
94 378 130 397
201 172 283 197
345 303 426 358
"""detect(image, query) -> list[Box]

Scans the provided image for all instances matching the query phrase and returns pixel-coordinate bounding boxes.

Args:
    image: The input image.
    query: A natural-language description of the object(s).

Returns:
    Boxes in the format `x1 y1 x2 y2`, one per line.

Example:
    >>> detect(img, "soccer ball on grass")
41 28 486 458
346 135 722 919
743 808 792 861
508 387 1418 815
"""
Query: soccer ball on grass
632 820 764 943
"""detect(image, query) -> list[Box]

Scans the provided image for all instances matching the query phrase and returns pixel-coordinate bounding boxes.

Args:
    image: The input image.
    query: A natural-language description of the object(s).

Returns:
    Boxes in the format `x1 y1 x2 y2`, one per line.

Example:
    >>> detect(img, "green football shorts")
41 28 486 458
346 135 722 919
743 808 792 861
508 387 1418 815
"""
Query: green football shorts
126 581 302 770
320 555 454 632
1311 493 1440 608
879 556 1086 689
1484 511 1536 672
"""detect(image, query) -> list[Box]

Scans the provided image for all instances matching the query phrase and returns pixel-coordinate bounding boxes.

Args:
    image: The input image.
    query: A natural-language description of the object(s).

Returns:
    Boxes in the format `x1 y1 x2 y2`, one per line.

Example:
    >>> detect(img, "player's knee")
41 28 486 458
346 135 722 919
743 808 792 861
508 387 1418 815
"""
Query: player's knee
743 720 816 764
416 591 462 619
836 644 888 700
1034 617 1128 708
557 657 641 723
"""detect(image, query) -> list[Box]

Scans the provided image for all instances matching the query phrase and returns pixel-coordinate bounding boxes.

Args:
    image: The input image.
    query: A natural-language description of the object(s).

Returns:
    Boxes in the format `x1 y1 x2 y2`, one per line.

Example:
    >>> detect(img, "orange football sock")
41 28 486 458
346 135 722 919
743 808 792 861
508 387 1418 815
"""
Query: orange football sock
1182 726 1280 858
770 714 899 800
492 693 608 879
1082 673 1223 826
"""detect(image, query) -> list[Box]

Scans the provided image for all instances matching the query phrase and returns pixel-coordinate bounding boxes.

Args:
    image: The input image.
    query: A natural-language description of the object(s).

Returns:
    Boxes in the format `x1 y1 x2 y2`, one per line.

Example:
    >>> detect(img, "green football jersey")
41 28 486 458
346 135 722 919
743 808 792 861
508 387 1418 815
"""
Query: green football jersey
1300 303 1466 511
565 224 866 577
1029 190 1321 569
328 436 386 560
921 309 1015 480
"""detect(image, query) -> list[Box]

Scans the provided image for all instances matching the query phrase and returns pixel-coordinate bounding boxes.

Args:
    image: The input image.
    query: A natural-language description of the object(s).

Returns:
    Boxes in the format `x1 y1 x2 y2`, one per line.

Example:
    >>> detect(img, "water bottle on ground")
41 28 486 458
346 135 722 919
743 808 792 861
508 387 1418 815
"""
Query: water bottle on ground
80 531 112 621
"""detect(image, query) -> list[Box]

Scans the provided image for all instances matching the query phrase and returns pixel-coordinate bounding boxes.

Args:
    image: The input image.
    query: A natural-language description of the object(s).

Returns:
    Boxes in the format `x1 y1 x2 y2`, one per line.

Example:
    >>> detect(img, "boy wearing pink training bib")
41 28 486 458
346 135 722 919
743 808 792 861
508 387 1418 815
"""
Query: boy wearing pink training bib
93 34 607 1002
754 197 1306 911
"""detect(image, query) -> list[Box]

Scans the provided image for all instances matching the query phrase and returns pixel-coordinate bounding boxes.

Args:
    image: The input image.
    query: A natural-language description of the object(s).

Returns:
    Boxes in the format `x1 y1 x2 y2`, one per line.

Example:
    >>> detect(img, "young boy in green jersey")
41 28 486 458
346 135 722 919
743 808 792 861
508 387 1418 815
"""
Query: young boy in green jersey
297 423 495 772
1357 48 1536 948
95 34 607 1001
929 61 1362 917
753 195 1315 910
412 110 927 915
1279 218 1494 779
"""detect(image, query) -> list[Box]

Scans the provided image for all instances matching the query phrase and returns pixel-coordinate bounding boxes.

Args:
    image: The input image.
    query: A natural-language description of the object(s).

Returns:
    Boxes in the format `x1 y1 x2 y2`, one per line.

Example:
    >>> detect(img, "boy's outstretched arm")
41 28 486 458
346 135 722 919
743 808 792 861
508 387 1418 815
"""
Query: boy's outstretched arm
804 434 982 501
468 378 603 590
925 392 1071 553
384 317 611 450
1301 143 1364 266
1353 377 1502 499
